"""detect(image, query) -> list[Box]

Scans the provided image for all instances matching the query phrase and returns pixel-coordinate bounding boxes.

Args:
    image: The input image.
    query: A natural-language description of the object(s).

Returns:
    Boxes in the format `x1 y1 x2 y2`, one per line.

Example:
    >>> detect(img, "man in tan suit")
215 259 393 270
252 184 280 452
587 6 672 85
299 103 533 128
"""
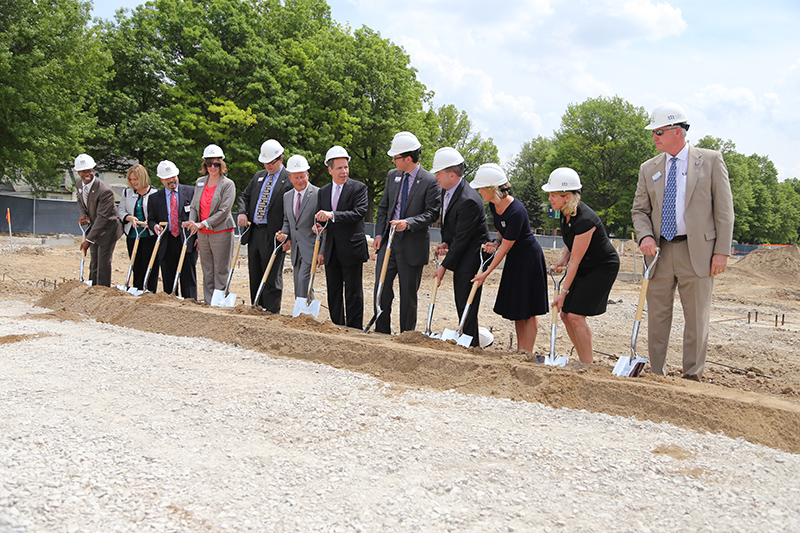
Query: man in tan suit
631 103 734 380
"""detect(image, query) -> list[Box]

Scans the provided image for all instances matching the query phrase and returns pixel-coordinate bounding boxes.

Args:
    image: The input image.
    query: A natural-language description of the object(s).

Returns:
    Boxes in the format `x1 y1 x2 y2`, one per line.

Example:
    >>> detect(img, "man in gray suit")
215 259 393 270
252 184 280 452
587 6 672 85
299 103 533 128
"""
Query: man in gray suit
277 155 319 300
372 131 441 334
632 102 734 380
75 153 123 287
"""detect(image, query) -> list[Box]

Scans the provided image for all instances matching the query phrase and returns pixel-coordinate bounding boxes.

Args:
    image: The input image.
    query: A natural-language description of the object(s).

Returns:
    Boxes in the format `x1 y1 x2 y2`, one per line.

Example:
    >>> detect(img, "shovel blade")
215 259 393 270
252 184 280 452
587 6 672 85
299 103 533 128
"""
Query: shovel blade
545 355 568 367
441 328 458 342
629 357 648 377
221 292 238 307
456 334 473 348
83 280 93 286
210 289 226 307
427 332 442 339
127 287 143 296
293 297 320 318
612 356 633 376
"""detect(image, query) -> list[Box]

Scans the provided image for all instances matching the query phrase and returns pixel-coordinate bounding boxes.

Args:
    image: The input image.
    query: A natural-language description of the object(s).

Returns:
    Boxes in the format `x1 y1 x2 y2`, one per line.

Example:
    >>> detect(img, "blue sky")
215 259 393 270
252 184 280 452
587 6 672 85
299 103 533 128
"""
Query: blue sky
92 0 800 180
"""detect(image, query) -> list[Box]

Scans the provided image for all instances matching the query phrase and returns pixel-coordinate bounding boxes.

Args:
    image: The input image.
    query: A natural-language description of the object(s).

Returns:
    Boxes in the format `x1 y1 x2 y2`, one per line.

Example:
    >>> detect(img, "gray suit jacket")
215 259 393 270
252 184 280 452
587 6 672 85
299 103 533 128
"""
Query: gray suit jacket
189 175 236 232
632 145 734 277
281 184 319 267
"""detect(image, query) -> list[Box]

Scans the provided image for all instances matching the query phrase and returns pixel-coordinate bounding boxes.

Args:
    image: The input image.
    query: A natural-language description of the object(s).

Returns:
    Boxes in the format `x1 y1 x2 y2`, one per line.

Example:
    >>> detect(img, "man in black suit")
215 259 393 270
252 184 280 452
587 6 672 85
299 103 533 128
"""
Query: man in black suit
315 145 369 329
431 148 489 347
372 131 441 334
147 160 197 299
75 153 123 287
237 139 293 312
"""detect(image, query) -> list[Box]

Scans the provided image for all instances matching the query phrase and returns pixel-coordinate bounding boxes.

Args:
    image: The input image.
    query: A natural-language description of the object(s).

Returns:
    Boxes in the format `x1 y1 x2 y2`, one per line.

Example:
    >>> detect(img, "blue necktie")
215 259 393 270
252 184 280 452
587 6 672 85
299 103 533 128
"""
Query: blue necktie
661 157 678 241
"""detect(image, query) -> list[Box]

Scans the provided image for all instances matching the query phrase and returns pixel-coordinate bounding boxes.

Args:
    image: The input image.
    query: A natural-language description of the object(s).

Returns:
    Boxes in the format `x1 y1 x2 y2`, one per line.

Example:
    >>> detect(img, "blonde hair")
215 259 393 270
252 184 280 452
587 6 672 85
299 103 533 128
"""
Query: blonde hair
126 164 149 190
554 191 581 217
485 183 511 202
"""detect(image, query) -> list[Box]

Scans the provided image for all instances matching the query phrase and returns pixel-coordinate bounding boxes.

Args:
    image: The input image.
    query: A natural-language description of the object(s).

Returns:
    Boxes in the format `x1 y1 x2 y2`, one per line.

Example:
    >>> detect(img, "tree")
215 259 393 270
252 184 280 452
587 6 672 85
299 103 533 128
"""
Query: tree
0 0 110 194
506 135 555 230
434 104 498 178
550 96 656 236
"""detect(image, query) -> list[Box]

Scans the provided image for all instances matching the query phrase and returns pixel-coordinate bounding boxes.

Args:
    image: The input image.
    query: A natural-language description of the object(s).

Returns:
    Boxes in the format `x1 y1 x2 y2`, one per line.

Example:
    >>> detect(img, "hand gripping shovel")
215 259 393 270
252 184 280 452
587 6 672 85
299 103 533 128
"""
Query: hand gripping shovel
544 267 569 367
170 226 192 298
252 234 283 309
613 247 661 377
293 220 328 318
425 253 442 338
140 222 168 295
77 222 93 286
117 221 148 293
442 248 495 347
211 225 249 307
364 224 397 333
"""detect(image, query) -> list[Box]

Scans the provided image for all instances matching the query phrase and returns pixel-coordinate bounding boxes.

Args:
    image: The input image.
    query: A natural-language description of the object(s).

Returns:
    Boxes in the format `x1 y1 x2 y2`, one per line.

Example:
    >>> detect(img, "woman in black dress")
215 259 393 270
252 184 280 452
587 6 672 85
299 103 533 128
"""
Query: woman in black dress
471 164 549 353
543 167 619 363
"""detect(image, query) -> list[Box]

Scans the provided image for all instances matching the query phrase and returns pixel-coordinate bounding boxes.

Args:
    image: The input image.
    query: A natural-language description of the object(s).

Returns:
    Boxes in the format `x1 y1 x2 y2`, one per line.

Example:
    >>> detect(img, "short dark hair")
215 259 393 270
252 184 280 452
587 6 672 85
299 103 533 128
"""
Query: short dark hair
399 148 421 163
443 163 464 177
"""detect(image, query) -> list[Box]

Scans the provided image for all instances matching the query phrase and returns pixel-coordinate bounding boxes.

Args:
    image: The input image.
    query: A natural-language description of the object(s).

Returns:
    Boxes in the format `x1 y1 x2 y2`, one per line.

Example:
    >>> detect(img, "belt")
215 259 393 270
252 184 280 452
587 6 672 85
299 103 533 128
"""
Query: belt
250 222 269 228
662 235 687 242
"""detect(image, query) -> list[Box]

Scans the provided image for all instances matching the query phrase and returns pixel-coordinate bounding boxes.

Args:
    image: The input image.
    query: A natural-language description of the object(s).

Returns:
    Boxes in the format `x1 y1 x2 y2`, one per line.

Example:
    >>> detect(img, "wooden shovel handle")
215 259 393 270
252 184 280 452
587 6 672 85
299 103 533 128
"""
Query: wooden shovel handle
635 279 649 322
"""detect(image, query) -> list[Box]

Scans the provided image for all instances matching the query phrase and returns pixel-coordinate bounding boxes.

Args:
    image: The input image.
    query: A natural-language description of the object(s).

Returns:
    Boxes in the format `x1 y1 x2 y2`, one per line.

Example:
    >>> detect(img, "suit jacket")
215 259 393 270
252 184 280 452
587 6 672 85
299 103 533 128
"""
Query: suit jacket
77 178 123 243
317 178 369 265
632 145 734 277
374 166 441 266
189 175 236 231
238 167 292 245
281 184 319 267
118 186 158 237
440 179 489 274
147 184 197 258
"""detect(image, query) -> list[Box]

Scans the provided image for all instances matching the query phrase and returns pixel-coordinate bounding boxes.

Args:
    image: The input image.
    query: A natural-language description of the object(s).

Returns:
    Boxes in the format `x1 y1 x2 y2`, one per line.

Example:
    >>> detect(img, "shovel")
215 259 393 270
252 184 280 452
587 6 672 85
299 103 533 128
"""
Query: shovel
364 224 397 333
251 234 283 309
544 267 569 367
424 253 442 338
77 222 93 286
292 220 328 318
613 247 661 377
211 225 250 307
442 248 495 347
170 226 192 298
117 221 148 293
140 222 168 295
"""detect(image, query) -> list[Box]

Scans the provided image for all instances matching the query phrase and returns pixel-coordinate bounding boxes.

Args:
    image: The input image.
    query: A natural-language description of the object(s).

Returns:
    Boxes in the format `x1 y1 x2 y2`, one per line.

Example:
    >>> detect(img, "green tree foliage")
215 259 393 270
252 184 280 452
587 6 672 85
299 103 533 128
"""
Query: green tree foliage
506 135 555 231
0 0 110 194
550 95 656 237
434 104 498 177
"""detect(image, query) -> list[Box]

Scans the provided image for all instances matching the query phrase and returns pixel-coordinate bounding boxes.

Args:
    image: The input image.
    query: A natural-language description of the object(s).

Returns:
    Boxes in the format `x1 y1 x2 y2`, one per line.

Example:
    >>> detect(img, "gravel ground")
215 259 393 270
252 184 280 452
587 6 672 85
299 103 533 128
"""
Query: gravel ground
1 300 799 532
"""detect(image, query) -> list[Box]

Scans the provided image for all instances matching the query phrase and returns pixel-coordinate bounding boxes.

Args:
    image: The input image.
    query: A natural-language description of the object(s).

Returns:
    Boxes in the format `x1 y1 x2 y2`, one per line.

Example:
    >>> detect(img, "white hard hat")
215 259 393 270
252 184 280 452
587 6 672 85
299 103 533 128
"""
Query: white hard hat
156 160 179 179
469 163 508 189
203 144 225 160
478 327 494 348
542 168 582 192
387 131 421 157
431 147 465 173
286 154 310 173
645 102 690 130
258 139 284 163
324 145 350 165
73 153 96 172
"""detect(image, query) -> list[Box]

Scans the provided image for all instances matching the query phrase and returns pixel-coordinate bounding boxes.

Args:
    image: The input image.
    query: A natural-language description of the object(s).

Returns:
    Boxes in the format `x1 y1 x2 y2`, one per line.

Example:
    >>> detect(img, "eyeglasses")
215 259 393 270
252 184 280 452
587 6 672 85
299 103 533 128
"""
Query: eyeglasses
205 161 221 168
654 126 679 136
391 155 406 161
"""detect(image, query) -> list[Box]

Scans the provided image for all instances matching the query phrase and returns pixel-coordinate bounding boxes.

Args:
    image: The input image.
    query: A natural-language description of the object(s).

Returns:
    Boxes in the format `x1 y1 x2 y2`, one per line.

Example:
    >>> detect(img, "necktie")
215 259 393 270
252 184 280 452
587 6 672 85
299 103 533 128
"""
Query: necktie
332 184 341 211
170 191 179 237
255 174 274 222
661 157 678 241
442 189 452 222
399 173 410 219
295 191 301 220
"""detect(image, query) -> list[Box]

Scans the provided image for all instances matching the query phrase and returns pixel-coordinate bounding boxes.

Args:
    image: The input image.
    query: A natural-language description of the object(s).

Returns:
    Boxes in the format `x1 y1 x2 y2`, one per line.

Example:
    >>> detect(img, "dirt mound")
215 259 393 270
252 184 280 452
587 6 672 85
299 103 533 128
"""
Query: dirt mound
31 281 800 454
729 245 800 283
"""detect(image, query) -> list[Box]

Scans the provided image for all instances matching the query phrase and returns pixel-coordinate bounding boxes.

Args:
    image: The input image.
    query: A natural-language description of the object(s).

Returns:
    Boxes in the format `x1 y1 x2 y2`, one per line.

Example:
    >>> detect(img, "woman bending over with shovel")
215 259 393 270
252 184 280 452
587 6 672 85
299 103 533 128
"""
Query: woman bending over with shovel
470 164 549 353
543 168 619 364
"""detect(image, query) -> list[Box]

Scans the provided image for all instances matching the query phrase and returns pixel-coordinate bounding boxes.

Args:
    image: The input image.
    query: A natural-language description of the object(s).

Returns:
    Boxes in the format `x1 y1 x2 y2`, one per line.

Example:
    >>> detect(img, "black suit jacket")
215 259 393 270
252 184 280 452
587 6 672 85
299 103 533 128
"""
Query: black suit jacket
147 184 196 259
317 178 369 265
374 166 440 266
440 179 489 274
238 166 292 245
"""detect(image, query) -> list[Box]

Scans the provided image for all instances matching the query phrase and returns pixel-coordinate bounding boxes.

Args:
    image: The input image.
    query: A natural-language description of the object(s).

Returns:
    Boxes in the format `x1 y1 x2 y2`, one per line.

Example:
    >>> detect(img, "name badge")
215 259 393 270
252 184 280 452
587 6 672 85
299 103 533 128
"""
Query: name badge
394 175 402 183
652 171 662 182
184 205 191 213
257 177 264 182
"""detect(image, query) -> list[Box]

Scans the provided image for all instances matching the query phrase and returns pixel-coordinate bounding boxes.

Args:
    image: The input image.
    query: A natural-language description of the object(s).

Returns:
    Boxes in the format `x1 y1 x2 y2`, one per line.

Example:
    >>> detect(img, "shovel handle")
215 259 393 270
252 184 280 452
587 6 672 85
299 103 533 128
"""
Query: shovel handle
309 238 322 276
635 278 650 322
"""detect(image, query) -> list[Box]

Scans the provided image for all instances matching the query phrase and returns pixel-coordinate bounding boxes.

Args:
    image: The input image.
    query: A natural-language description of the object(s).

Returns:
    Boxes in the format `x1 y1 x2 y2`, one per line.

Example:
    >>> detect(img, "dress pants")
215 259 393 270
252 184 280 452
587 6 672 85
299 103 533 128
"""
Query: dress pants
292 256 314 300
88 231 118 287
126 236 158 293
198 231 233 304
247 225 285 313
646 238 714 378
374 242 423 334
325 243 364 329
453 270 482 347
159 234 198 299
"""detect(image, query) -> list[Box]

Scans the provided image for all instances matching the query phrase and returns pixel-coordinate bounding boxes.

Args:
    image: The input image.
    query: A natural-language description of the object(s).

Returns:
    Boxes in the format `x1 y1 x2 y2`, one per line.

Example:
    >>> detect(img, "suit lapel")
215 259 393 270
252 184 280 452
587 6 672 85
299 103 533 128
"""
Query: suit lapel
685 146 700 207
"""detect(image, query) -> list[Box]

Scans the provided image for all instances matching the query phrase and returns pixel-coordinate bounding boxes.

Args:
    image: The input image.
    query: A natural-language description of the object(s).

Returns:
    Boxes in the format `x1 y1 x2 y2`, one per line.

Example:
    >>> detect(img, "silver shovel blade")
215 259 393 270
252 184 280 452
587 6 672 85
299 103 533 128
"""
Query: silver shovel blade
545 355 568 367
83 280 93 286
210 289 226 307
221 292 238 307
427 332 442 339
127 287 144 296
456 334 473 348
612 356 633 376
441 328 458 342
293 297 321 318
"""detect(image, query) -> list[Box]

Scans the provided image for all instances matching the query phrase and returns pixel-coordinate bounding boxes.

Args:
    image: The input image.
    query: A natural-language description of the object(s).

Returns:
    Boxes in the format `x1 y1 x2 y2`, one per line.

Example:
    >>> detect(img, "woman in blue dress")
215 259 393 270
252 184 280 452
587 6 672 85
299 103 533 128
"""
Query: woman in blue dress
471 164 549 353
543 168 620 363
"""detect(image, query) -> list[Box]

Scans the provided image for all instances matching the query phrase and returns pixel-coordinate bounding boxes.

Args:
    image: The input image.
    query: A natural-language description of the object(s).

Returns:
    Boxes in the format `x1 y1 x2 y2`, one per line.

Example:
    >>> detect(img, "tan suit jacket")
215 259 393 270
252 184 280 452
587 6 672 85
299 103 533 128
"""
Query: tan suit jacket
632 145 734 277
189 175 236 231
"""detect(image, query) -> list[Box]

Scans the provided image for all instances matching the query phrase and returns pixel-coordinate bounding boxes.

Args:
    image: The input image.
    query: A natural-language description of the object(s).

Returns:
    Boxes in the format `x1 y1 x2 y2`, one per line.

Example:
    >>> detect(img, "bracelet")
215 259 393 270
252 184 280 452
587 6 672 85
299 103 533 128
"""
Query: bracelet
560 288 569 294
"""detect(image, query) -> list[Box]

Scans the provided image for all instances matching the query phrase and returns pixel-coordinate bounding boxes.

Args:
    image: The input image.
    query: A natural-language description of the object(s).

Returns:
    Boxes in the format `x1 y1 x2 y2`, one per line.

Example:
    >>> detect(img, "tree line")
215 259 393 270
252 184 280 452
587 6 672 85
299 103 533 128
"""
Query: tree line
2 0 796 243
